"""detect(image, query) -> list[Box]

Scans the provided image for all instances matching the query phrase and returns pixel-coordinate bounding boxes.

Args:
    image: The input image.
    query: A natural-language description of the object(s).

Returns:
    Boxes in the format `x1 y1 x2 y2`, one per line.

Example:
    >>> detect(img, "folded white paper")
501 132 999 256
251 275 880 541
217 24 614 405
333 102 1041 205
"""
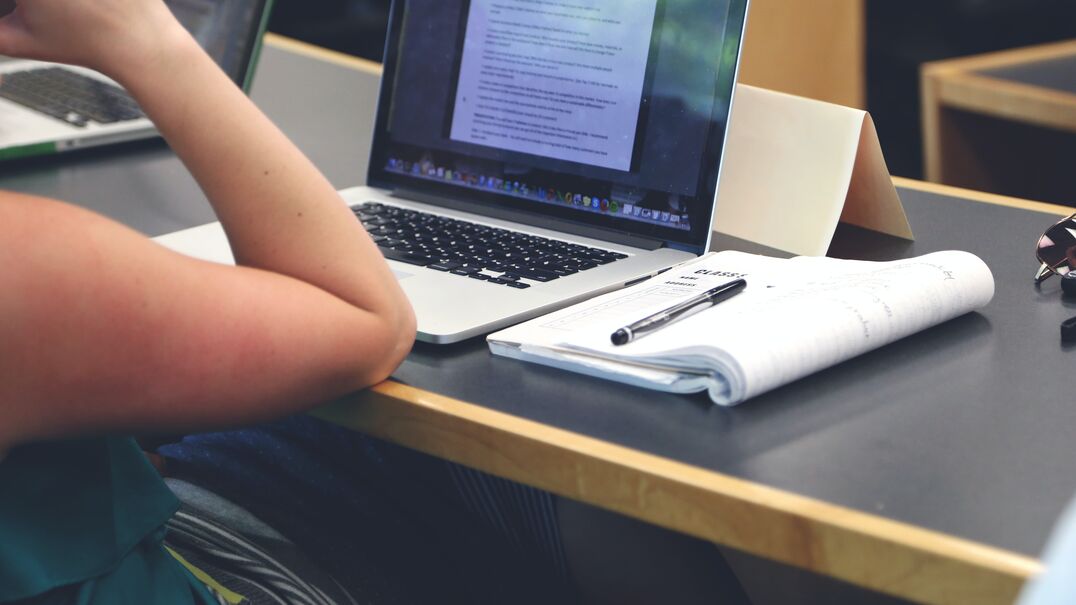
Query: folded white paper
715 85 913 256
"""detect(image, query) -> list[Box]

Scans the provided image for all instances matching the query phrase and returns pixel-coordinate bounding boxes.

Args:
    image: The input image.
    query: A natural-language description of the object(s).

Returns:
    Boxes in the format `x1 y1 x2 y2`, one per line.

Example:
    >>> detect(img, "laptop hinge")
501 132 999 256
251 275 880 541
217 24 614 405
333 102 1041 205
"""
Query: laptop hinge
388 188 666 251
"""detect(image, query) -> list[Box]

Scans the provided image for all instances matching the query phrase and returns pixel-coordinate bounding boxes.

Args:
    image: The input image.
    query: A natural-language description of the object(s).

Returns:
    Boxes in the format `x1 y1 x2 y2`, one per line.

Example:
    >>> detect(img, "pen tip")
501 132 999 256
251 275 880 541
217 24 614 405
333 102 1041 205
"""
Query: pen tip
611 329 630 346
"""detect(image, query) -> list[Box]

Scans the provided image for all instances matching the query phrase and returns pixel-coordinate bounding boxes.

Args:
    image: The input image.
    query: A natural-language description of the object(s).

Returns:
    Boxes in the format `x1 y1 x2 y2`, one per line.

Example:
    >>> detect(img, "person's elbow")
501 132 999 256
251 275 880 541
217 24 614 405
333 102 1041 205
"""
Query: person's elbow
386 301 418 377
354 301 417 387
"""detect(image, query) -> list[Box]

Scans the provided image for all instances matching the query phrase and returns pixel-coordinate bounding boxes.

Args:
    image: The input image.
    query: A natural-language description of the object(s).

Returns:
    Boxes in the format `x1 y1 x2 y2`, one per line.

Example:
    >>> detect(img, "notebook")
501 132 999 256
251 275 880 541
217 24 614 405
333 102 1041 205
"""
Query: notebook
0 0 273 161
488 250 996 405
156 0 751 344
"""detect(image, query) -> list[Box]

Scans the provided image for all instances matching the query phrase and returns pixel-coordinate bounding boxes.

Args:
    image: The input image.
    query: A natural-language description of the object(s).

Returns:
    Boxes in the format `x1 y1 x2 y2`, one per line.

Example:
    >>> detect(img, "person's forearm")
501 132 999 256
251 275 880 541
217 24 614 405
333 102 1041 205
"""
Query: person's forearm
110 30 408 323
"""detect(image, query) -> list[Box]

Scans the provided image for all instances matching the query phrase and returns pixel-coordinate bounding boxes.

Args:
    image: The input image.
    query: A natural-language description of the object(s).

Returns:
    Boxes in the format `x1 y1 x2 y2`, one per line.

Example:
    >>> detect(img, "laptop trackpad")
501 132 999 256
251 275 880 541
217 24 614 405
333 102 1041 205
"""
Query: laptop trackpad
393 269 414 280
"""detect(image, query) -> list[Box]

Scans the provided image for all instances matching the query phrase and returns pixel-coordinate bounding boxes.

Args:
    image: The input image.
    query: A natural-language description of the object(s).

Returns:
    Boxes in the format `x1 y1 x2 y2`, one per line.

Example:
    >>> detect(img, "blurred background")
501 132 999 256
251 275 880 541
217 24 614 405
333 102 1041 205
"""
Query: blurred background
268 0 1076 203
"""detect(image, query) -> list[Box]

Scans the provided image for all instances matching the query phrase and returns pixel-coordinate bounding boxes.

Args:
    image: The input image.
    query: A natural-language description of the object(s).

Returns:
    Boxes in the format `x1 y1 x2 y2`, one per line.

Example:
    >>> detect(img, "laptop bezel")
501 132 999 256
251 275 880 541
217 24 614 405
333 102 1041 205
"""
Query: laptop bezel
232 0 275 92
366 0 750 256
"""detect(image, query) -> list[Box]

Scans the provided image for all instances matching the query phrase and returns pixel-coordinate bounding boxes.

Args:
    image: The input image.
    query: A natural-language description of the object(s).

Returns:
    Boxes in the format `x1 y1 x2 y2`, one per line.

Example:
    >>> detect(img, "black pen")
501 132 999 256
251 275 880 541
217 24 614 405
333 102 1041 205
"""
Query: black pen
611 278 747 346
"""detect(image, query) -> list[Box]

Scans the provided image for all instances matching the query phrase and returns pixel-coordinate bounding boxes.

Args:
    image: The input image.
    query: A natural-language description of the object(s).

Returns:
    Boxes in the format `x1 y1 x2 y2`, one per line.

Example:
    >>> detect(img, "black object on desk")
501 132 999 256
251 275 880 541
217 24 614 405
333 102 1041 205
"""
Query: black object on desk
1062 272 1076 297
1061 316 1076 342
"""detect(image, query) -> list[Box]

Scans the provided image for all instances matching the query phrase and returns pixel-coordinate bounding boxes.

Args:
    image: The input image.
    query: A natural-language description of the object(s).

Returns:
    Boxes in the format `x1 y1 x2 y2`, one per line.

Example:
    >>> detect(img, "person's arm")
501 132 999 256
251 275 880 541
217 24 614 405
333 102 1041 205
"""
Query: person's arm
0 0 415 449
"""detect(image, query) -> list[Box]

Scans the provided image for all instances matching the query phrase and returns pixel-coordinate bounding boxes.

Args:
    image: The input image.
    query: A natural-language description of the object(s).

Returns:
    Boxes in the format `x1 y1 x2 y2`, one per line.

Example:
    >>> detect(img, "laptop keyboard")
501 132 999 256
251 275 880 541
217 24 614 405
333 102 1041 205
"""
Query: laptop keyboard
0 67 145 127
354 202 628 289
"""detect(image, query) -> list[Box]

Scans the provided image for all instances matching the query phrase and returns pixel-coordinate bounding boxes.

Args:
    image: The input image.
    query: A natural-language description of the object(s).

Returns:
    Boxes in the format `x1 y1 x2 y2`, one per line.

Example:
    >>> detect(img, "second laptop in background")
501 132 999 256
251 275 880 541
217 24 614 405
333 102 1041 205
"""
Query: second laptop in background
0 0 272 160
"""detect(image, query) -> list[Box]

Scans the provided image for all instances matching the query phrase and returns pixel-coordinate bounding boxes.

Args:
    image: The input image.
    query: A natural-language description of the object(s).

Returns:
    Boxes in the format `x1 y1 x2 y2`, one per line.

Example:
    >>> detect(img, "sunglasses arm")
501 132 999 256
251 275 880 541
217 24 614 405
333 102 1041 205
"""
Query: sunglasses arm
1035 262 1054 283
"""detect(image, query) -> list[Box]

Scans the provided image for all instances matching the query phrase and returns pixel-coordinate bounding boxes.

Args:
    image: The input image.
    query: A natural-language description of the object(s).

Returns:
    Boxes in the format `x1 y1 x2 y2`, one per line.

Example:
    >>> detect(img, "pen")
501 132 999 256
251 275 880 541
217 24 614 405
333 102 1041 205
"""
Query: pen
611 278 747 346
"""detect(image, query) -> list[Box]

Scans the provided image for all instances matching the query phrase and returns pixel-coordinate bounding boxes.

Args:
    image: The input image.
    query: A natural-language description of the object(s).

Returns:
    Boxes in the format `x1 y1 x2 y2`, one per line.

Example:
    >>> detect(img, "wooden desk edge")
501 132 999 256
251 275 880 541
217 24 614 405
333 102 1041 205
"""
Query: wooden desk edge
922 70 1076 135
894 177 1075 216
264 33 382 76
922 39 1076 76
316 381 1041 605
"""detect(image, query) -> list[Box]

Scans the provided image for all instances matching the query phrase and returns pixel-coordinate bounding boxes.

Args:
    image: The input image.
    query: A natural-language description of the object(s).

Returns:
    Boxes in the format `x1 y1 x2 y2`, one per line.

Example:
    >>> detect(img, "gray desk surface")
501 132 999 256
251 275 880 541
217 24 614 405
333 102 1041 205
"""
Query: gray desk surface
979 55 1076 96
5 35 1073 604
398 193 1073 558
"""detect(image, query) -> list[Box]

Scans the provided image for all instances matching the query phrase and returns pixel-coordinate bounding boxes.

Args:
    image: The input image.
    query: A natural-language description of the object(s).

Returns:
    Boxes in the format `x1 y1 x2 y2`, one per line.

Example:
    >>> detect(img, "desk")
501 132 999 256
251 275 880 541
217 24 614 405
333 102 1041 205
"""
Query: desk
4 35 1076 605
921 40 1076 206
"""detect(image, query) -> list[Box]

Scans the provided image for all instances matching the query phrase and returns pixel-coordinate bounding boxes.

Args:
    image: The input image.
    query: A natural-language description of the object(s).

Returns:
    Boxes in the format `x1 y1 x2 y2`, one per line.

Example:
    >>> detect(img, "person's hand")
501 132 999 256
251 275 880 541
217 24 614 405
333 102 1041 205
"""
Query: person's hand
0 0 187 79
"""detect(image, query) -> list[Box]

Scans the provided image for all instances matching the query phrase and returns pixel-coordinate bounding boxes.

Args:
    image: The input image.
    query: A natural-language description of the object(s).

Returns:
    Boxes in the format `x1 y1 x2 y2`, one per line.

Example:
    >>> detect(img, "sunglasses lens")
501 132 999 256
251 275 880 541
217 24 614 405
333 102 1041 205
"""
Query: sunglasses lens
1037 216 1076 276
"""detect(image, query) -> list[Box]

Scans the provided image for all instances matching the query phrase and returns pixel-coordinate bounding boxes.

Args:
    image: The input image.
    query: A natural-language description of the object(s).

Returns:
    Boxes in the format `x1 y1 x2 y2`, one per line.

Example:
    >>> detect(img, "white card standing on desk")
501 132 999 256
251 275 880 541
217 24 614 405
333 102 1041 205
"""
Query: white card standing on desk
714 84 913 256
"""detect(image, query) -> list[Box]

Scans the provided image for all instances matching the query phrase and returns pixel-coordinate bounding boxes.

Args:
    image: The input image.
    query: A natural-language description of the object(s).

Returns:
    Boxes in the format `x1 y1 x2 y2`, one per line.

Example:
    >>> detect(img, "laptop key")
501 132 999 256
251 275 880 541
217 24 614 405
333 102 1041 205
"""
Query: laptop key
428 262 461 272
378 246 433 266
360 203 388 214
513 268 559 282
506 281 532 289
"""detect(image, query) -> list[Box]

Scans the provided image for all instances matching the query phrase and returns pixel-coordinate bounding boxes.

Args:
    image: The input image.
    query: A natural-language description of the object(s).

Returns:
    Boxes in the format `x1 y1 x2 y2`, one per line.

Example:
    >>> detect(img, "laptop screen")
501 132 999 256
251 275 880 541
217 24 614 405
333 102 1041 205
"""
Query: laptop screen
166 0 271 87
368 0 748 253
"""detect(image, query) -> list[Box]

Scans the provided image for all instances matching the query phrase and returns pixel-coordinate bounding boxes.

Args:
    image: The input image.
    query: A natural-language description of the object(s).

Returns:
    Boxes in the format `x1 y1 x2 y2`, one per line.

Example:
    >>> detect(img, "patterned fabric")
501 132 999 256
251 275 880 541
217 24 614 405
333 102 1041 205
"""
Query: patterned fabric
158 414 578 604
446 463 571 584
165 507 358 605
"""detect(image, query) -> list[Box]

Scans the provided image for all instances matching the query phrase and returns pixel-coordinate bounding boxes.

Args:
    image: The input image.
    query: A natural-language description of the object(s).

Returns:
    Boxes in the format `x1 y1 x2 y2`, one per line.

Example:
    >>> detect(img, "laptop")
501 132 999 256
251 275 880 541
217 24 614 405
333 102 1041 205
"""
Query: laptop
0 0 273 161
158 0 750 344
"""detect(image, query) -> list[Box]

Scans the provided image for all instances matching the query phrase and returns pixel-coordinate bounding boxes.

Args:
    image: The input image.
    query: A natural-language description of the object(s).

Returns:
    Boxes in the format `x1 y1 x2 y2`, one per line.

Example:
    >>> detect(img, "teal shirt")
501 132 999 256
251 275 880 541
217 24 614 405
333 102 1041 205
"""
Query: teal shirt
0 438 216 604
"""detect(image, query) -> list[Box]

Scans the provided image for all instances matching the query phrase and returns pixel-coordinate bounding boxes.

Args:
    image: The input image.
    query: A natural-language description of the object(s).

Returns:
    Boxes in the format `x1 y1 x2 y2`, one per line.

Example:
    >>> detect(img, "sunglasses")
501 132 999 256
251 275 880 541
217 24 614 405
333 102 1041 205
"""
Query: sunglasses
1035 213 1076 283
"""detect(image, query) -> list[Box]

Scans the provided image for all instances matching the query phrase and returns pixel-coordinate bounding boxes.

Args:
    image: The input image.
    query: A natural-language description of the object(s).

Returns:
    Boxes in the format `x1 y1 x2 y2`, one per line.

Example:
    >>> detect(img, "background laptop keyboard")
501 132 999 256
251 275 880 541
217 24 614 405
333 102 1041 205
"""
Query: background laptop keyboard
354 202 628 289
0 67 145 127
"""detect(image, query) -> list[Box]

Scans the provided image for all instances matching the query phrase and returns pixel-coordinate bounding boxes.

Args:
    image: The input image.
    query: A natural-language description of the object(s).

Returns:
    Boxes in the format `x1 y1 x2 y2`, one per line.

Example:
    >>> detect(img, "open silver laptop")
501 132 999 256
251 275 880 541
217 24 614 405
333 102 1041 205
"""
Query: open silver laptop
158 0 750 344
0 0 272 161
